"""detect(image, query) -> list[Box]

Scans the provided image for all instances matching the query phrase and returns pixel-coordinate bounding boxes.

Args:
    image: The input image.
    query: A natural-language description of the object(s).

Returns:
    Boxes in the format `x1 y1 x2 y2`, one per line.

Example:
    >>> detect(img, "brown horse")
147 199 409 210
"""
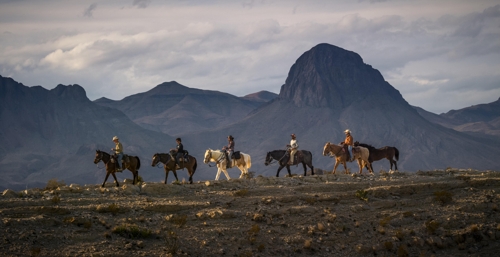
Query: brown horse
151 151 197 184
354 142 399 171
94 150 141 187
322 142 374 174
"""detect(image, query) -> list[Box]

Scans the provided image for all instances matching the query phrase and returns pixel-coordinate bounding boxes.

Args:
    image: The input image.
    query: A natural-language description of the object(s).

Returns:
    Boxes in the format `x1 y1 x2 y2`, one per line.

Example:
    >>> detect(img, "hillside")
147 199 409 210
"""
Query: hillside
0 75 175 190
1 170 499 256
185 43 500 175
94 81 271 136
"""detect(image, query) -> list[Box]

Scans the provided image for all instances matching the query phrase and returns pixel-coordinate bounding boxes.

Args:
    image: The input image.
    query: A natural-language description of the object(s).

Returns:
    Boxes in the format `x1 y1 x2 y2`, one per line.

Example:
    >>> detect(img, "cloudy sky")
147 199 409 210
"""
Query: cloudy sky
1 0 499 113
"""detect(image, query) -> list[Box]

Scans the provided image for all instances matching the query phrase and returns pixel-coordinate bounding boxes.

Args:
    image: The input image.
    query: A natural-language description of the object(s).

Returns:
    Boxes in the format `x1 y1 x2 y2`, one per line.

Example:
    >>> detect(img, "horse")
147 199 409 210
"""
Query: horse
94 150 141 187
354 142 399 171
203 149 252 180
151 151 197 184
322 142 374 174
264 150 314 177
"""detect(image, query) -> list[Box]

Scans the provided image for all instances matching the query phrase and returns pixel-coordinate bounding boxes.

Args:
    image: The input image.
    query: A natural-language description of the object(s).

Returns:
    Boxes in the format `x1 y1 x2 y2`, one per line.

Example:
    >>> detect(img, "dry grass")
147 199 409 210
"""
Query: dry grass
425 220 440 234
233 189 249 197
434 190 453 205
355 189 368 202
51 195 61 204
380 216 392 227
112 224 152 239
164 231 179 254
45 179 65 190
96 203 120 215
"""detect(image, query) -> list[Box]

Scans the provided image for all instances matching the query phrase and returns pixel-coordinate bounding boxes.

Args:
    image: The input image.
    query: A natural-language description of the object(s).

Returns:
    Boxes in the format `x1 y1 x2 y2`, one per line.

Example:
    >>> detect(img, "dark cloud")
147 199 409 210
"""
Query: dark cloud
83 3 97 18
132 0 151 9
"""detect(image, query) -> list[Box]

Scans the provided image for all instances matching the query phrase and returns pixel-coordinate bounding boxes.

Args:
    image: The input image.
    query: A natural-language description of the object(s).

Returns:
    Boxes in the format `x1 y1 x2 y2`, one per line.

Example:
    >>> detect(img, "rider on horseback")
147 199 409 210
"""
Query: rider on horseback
342 129 354 162
222 135 234 168
171 138 185 169
111 136 123 171
287 134 298 165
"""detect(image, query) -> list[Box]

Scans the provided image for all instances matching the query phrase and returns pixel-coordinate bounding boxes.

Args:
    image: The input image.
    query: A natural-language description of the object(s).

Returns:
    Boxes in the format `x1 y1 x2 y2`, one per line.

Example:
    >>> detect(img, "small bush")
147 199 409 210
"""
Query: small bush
233 189 249 197
45 179 65 190
51 195 61 204
112 224 151 239
63 217 92 228
384 241 393 250
434 190 453 205
137 175 144 183
164 231 179 254
355 189 368 202
248 224 260 235
425 220 440 234
170 215 187 228
395 229 405 240
380 216 392 227
96 203 120 215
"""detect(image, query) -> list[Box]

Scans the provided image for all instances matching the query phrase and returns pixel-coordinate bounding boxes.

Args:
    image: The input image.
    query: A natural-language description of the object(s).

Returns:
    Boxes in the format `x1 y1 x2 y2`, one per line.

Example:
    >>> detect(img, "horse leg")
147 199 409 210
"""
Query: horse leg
215 167 221 180
222 167 231 180
302 162 307 176
188 168 193 184
173 170 179 182
333 160 340 175
286 165 292 177
394 160 398 171
111 173 119 187
275 165 285 177
357 159 363 174
102 172 111 187
164 169 169 184
342 161 348 174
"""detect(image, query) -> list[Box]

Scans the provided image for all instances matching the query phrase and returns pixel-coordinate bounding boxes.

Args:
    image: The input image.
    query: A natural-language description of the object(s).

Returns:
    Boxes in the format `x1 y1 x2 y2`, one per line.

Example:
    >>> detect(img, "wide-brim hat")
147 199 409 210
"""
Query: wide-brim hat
112 136 119 141
344 129 351 134
291 133 296 137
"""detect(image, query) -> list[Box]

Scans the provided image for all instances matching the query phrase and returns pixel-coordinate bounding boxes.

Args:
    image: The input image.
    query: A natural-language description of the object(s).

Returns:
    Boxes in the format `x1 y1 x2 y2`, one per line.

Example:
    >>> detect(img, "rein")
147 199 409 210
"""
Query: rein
205 151 223 168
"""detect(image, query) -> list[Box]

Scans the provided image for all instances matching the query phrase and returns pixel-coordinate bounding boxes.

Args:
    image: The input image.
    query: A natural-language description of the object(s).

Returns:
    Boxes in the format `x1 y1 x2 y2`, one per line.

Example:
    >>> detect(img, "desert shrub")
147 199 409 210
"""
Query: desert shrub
402 211 413 217
96 203 120 215
51 195 61 204
434 190 453 205
355 189 368 202
425 220 440 234
30 246 41 257
233 189 249 197
167 214 187 228
380 216 392 227
257 243 265 252
395 229 405 240
164 231 179 254
469 224 479 232
112 224 151 239
45 179 65 190
137 175 144 183
384 241 393 250
304 197 316 204
397 245 409 257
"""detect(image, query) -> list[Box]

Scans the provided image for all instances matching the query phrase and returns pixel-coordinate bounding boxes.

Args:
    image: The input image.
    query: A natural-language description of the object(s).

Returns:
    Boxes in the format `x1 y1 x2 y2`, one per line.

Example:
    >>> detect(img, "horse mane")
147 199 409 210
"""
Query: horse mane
356 142 376 150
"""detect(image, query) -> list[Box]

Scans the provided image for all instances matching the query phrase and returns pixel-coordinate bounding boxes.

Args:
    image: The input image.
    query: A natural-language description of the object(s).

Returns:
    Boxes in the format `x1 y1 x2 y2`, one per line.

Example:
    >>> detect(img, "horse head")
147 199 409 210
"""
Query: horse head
322 142 331 156
203 149 212 164
151 153 160 167
94 150 103 164
264 152 272 166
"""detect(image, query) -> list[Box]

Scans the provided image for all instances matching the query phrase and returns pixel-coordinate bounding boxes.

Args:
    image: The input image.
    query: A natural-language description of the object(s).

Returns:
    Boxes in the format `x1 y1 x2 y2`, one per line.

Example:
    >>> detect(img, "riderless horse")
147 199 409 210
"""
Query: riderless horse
354 142 399 171
203 149 251 180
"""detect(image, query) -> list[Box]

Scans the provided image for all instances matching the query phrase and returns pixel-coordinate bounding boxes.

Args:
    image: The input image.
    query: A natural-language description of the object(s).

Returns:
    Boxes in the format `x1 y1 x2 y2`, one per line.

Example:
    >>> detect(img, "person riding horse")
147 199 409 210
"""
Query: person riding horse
341 129 355 161
170 138 185 168
111 136 124 171
287 134 298 165
222 135 235 168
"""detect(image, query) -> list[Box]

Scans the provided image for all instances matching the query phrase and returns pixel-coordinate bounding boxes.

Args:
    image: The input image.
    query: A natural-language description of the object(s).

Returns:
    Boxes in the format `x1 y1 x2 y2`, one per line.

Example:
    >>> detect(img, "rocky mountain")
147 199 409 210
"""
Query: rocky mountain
94 82 272 136
184 43 500 177
241 90 278 103
0 75 177 190
414 98 500 139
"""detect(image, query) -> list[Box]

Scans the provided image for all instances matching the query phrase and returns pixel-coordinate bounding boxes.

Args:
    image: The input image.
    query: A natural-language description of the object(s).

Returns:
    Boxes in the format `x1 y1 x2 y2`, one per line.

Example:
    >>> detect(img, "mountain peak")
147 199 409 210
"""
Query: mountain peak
279 43 402 108
50 84 88 102
148 81 191 95
242 91 278 103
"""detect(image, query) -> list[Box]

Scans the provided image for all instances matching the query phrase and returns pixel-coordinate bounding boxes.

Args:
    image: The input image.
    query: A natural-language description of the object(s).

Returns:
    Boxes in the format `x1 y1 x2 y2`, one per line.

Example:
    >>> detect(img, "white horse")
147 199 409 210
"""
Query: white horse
203 149 252 180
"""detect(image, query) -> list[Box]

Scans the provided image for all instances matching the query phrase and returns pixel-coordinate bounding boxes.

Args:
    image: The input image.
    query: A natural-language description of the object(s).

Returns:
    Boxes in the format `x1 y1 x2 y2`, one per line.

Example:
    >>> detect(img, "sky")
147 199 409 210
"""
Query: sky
0 0 499 114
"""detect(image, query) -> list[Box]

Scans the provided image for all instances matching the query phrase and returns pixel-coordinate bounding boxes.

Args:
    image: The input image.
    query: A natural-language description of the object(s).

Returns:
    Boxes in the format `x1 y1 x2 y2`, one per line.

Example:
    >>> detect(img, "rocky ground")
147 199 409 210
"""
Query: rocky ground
1 169 500 257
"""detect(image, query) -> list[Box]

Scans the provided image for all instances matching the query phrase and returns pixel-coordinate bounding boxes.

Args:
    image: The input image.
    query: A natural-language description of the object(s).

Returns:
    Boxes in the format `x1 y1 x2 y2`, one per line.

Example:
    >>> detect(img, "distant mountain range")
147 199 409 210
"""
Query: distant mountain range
94 82 277 136
1 43 499 190
414 98 500 140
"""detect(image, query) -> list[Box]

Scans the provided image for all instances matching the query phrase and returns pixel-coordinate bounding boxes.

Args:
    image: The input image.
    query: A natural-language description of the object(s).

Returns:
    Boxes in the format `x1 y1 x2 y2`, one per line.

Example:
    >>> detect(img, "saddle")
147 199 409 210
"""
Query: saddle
231 151 241 160
286 150 302 166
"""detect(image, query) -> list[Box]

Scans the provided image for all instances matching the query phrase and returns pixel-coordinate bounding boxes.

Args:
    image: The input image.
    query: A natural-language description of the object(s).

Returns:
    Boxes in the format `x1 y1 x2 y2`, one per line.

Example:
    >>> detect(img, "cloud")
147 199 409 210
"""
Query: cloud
132 0 151 9
83 3 97 18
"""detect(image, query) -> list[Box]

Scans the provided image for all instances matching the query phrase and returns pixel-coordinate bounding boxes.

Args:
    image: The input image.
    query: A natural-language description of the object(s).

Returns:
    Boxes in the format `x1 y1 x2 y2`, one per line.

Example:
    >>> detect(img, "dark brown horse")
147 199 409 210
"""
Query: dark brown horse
94 150 141 187
354 142 399 171
322 142 374 174
151 151 197 184
264 150 314 177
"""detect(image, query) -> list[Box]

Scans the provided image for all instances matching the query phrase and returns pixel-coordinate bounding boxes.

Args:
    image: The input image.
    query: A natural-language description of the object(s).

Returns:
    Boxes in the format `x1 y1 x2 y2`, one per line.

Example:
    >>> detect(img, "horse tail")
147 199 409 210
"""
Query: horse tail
394 148 399 161
193 157 198 174
245 154 252 169
135 156 141 170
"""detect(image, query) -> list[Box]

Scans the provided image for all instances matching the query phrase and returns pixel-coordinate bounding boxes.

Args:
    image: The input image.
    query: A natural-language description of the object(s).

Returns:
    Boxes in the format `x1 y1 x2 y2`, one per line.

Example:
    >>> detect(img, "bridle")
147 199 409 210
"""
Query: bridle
205 150 223 167
325 143 343 158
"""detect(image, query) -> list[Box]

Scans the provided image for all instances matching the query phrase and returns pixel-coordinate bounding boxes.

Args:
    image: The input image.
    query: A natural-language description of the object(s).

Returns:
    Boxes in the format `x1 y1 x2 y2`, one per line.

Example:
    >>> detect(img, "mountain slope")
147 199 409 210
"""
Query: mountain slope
94 81 269 136
0 75 176 190
185 43 500 176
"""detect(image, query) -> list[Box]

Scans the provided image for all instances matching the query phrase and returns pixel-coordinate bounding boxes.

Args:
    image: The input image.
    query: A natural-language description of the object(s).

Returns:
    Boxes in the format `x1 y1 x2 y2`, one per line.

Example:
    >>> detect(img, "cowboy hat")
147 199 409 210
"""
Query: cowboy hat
291 133 296 137
344 130 351 134
112 136 119 141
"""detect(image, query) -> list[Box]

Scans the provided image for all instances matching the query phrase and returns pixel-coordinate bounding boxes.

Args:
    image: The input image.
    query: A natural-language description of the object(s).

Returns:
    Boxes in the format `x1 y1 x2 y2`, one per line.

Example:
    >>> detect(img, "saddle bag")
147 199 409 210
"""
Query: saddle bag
231 151 241 159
